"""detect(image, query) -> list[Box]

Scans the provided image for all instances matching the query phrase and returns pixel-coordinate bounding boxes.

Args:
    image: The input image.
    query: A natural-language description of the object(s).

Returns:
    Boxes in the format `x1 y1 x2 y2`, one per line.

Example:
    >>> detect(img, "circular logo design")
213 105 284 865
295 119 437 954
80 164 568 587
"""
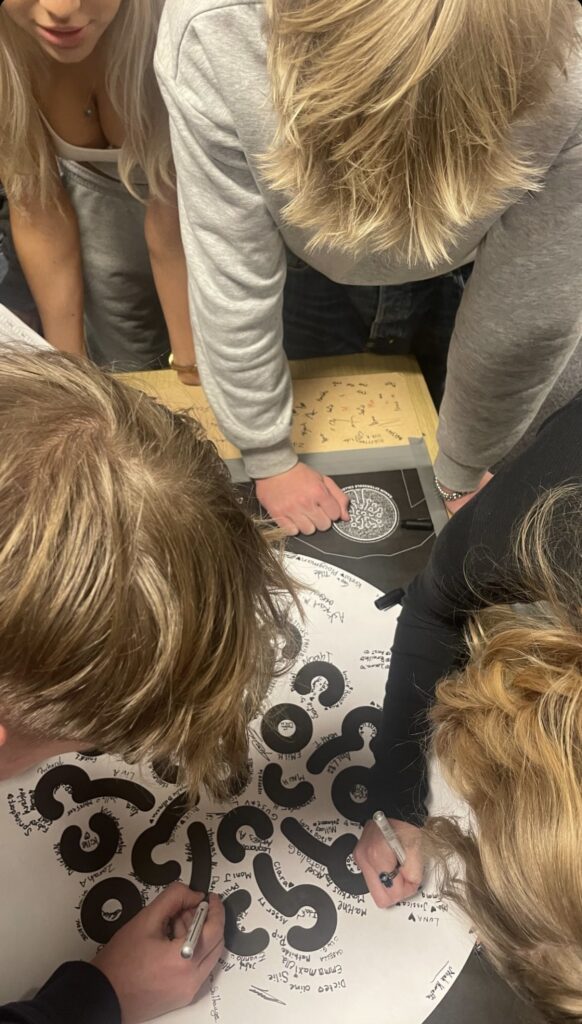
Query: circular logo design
333 485 399 544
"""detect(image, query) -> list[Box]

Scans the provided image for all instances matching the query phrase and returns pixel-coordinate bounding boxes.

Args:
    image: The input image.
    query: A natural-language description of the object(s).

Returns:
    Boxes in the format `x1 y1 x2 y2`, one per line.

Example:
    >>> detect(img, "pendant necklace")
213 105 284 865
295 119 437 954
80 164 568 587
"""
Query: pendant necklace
83 89 97 119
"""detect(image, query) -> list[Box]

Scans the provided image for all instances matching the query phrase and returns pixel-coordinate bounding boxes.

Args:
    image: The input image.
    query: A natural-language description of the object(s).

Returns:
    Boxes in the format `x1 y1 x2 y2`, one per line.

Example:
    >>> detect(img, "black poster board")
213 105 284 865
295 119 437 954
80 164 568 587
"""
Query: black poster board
239 464 437 594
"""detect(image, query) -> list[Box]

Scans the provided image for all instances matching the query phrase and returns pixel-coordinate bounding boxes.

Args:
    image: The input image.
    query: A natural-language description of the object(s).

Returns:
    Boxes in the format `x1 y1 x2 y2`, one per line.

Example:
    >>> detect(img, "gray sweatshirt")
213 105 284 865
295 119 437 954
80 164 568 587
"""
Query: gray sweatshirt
155 0 582 488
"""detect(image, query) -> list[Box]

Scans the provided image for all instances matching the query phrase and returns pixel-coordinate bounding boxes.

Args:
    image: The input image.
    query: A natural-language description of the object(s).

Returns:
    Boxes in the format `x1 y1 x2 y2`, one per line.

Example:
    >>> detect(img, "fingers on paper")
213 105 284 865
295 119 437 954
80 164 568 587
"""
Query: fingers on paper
322 476 350 521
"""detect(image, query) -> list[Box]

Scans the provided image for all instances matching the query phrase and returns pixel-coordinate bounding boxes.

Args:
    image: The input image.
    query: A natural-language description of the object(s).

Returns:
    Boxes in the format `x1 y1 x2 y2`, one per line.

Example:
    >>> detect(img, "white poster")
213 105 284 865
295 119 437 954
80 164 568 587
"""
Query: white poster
0 555 473 1022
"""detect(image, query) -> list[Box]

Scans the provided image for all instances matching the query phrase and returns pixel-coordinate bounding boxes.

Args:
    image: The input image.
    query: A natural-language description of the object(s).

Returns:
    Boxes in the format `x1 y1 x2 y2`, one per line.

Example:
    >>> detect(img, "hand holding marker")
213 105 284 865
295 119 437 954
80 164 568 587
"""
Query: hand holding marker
373 811 407 888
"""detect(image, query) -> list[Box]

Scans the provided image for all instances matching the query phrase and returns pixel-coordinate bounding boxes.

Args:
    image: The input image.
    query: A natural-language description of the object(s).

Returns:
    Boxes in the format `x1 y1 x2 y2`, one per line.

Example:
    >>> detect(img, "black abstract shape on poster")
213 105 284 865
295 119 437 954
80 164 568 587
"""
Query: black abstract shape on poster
282 623 303 662
131 792 190 886
216 806 273 864
186 822 213 894
59 812 121 874
34 764 155 821
150 760 179 786
80 877 143 945
307 705 382 775
331 765 376 824
281 818 367 897
261 703 313 755
262 763 314 809
293 660 345 708
223 889 270 958
253 853 337 952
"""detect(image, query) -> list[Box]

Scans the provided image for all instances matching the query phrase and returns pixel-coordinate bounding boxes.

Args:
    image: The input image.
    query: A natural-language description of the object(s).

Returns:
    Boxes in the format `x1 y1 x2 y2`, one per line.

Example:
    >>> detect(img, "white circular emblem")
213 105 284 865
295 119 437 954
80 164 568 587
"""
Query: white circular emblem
333 485 399 543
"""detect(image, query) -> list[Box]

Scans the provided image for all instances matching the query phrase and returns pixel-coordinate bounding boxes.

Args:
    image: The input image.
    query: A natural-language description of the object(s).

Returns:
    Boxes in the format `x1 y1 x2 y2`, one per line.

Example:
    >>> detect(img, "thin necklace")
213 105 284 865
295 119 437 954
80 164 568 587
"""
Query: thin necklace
83 88 97 119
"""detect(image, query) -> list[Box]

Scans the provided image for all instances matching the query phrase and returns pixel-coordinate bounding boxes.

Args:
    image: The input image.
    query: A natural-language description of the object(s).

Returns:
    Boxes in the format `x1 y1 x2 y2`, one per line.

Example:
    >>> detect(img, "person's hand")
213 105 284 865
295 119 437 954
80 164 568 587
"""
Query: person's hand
354 818 424 909
444 471 494 516
255 462 350 535
92 884 224 1024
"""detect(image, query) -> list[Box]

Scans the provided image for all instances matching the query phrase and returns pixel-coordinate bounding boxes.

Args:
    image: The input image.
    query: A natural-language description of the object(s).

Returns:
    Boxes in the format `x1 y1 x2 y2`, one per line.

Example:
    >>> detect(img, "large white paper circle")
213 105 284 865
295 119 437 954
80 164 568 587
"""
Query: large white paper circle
0 554 473 1022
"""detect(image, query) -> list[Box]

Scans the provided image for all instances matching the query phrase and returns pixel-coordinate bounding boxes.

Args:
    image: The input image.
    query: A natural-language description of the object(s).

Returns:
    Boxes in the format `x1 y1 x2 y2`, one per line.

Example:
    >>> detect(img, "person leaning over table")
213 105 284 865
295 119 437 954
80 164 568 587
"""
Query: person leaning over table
355 391 582 1019
0 340 296 1024
155 0 582 535
0 0 198 381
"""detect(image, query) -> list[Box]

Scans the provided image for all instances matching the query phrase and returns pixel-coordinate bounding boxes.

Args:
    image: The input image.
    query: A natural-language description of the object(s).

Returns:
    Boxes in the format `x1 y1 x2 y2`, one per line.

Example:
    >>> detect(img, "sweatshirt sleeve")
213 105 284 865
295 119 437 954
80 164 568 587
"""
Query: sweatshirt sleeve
369 391 582 824
154 10 297 479
367 507 477 826
435 133 582 493
0 962 121 1024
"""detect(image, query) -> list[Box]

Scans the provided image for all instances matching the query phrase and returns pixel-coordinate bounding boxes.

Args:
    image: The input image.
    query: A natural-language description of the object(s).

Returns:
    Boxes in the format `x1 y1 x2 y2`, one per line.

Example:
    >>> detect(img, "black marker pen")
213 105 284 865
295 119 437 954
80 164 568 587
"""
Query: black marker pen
374 586 405 611
400 518 433 531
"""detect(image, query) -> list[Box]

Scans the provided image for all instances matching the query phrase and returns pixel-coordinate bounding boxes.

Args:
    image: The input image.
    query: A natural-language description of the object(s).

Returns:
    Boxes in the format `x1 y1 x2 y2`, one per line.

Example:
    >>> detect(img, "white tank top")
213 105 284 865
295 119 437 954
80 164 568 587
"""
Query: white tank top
42 116 122 179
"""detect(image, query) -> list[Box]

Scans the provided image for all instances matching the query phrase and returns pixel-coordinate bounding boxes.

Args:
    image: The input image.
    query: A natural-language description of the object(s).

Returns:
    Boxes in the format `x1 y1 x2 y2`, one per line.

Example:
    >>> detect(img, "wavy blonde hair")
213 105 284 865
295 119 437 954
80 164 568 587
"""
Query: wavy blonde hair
428 486 582 1020
0 0 173 206
0 346 296 800
263 0 580 266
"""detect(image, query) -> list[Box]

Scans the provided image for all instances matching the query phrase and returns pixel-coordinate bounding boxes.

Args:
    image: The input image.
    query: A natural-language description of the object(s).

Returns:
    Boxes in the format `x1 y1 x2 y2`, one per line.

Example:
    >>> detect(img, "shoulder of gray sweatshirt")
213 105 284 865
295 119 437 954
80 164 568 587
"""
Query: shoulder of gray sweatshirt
155 0 582 488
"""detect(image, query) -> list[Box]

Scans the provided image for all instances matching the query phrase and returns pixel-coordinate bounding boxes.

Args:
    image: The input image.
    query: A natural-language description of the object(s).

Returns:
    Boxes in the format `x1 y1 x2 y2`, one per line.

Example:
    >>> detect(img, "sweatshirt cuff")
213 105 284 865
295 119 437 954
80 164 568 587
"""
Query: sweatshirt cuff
5 961 122 1024
240 438 298 479
433 450 488 494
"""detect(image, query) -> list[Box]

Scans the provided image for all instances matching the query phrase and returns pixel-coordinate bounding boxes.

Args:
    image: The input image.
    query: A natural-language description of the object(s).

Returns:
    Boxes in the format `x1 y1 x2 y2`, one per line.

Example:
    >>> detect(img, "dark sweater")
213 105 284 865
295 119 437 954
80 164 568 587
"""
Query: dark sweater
0 963 120 1024
367 390 582 826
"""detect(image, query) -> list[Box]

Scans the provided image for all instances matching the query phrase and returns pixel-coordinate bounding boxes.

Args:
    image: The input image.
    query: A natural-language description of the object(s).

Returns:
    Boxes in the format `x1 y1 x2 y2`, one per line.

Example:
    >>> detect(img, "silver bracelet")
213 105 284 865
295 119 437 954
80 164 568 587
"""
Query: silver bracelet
434 476 473 503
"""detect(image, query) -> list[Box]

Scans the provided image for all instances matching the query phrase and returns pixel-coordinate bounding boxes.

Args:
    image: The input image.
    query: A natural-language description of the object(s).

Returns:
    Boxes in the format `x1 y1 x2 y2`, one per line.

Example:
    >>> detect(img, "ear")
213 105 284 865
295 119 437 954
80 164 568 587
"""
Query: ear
0 724 7 748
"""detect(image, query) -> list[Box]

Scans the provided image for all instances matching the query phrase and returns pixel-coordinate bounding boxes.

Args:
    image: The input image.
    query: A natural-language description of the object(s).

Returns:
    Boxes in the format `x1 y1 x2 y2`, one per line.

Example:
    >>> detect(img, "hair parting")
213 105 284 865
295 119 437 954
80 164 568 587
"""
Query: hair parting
0 346 298 801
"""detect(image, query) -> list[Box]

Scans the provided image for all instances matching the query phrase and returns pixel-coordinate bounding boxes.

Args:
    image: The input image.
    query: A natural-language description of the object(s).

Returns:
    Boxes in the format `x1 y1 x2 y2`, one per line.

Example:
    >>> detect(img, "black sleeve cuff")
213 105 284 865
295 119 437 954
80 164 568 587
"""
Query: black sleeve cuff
366 766 428 829
1 962 121 1024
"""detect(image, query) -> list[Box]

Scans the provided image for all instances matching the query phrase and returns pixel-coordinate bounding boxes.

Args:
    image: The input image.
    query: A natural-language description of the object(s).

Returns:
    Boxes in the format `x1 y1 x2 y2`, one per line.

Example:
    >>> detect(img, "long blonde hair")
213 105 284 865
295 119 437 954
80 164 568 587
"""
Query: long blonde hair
263 0 580 266
428 486 582 1020
0 345 296 801
0 0 173 206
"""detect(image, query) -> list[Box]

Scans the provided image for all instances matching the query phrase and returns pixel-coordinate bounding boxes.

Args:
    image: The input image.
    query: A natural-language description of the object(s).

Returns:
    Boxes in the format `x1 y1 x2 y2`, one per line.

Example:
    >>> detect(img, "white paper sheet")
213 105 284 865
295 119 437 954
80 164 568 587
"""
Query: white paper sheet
0 305 50 350
0 555 473 1022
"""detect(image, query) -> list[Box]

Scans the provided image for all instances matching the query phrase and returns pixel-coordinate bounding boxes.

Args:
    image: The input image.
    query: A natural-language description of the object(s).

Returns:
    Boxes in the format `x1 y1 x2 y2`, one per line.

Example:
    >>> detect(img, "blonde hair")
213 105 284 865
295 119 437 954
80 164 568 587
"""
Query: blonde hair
263 0 580 266
0 0 173 206
428 486 582 1020
0 346 295 800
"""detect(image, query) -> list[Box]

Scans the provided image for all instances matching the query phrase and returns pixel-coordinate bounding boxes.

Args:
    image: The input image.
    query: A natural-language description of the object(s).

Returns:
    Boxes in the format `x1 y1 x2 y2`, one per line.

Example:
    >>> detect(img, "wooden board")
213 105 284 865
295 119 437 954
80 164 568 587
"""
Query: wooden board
123 355 437 463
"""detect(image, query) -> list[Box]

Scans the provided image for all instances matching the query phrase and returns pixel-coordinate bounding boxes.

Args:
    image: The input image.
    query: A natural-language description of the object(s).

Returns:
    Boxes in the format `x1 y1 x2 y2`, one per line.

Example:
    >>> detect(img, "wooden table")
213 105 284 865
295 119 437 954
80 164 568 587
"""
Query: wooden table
123 353 439 465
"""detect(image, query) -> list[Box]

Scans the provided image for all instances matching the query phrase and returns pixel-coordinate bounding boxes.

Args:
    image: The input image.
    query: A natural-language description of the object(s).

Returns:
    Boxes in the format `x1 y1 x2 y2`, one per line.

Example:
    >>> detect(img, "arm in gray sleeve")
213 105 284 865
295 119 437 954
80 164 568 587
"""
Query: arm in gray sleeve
435 135 582 493
155 17 297 479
